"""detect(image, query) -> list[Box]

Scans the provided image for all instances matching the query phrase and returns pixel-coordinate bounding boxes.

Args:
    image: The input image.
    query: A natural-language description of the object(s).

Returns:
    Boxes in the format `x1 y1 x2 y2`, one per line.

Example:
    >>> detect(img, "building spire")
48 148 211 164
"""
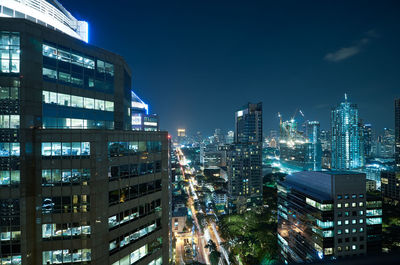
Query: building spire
344 93 348 103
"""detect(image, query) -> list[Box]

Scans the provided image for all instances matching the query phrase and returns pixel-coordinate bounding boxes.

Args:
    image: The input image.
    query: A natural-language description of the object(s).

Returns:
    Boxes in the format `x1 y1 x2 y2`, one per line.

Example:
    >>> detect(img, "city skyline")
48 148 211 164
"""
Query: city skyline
59 0 400 135
1 1 400 265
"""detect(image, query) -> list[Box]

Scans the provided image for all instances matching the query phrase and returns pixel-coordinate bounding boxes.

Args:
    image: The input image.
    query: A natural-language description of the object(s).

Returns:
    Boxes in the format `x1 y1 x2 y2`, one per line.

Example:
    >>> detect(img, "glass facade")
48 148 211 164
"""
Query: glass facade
41 142 90 157
0 199 20 263
42 223 90 240
42 249 91 264
42 169 90 186
0 142 20 157
111 238 162 265
109 219 160 253
331 96 364 169
0 170 20 186
0 32 19 74
42 195 90 214
43 91 114 111
0 115 19 129
42 43 114 93
0 34 21 258
108 199 161 230
42 117 114 129
108 180 161 206
108 141 161 157
305 121 322 171
109 161 161 181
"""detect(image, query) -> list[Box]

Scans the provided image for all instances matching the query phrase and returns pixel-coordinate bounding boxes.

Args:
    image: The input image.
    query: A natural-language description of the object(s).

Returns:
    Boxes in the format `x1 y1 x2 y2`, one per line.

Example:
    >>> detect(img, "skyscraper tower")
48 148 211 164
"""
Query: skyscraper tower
331 94 365 170
363 124 373 159
278 171 382 263
395 99 400 168
235 102 263 143
0 2 168 264
305 121 322 171
227 103 263 212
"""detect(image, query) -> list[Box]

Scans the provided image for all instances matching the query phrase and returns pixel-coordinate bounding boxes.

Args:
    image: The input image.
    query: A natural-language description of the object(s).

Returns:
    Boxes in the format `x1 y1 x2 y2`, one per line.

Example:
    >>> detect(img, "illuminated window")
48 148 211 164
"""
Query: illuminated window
316 219 333 228
0 85 18 99
324 248 333 255
0 32 20 73
337 203 342 208
43 67 57 79
71 95 83 108
43 44 94 69
84 98 94 109
366 209 382 216
0 142 20 157
0 170 20 185
0 115 19 128
42 249 91 264
42 142 90 157
366 217 382 225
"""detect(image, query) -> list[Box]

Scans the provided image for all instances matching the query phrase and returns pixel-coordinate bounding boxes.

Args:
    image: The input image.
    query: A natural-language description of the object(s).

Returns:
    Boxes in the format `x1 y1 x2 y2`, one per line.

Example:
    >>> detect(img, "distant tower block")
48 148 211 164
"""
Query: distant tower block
177 128 186 137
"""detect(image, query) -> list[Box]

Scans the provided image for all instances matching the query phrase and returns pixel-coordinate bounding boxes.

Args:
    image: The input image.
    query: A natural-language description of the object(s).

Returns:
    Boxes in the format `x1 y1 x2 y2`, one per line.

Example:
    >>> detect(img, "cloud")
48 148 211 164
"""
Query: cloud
324 46 360 62
324 29 379 62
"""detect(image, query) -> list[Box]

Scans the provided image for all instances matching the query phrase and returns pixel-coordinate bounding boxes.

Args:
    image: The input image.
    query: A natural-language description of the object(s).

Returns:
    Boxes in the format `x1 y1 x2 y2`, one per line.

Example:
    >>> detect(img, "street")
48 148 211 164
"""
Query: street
174 147 230 265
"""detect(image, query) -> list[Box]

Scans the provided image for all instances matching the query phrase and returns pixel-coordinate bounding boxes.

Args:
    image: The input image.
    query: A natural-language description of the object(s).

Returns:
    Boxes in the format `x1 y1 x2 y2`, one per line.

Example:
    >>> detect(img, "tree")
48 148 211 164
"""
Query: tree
205 240 221 265
217 208 278 265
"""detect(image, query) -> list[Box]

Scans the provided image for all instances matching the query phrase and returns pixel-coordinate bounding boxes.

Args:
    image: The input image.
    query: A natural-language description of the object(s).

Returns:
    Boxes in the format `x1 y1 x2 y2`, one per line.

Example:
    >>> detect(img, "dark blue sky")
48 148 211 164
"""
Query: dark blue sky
62 0 400 137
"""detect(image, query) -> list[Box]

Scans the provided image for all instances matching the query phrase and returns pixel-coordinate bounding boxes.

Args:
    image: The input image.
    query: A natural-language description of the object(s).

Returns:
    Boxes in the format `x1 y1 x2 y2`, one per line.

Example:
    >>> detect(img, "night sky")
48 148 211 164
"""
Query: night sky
61 0 400 137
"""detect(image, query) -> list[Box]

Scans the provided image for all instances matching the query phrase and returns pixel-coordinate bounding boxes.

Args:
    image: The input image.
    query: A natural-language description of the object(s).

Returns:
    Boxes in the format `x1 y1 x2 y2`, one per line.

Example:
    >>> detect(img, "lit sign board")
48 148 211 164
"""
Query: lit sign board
144 122 158 127
132 114 142 125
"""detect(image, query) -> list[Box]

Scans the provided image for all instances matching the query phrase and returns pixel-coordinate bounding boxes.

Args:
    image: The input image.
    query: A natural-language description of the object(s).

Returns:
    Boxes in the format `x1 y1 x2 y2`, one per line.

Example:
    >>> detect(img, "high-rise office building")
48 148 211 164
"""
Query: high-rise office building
278 171 382 263
331 95 364 170
396 99 400 168
376 128 395 158
177 129 185 137
278 119 321 171
213 128 225 144
363 124 373 159
226 130 234 144
320 130 331 152
227 102 262 212
0 3 168 265
305 121 322 171
381 171 400 204
131 91 159 131
234 102 263 144
320 130 332 169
